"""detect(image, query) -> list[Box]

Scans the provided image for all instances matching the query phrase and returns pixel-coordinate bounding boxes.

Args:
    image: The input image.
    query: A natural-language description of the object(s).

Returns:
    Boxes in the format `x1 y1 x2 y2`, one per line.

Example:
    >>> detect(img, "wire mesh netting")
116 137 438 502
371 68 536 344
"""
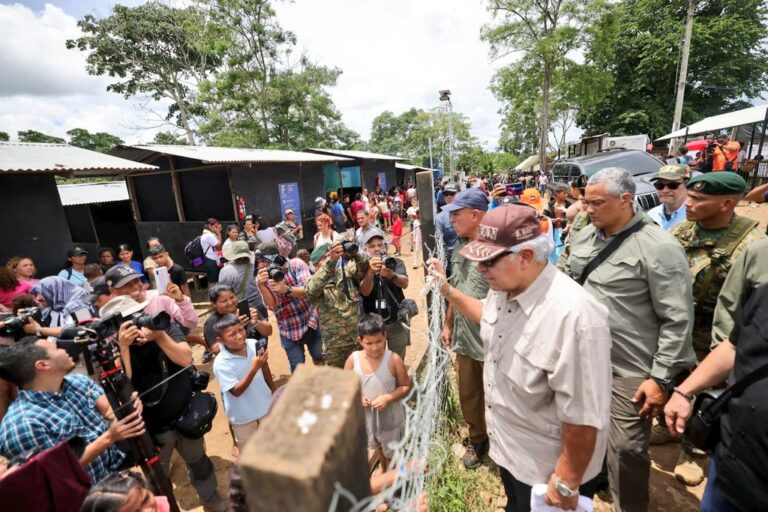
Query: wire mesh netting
329 237 451 511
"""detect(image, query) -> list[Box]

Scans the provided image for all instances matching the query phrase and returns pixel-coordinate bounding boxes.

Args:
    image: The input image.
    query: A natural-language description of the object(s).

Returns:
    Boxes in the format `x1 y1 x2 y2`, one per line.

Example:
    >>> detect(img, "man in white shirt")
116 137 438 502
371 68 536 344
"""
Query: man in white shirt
428 204 612 512
647 164 690 231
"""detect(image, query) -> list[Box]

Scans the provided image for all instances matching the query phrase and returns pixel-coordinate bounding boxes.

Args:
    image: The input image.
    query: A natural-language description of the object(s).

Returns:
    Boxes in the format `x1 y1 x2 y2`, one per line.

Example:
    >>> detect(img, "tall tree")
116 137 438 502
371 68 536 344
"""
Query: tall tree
66 128 123 153
66 2 216 144
576 0 768 137
18 130 66 143
368 108 481 171
153 131 189 145
0 132 8 142
483 0 612 167
196 0 358 149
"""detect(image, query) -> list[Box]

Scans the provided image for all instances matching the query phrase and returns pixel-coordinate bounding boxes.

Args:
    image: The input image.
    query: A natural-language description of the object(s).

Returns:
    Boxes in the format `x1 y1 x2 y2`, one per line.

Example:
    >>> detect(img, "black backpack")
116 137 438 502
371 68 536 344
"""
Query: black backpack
184 236 206 268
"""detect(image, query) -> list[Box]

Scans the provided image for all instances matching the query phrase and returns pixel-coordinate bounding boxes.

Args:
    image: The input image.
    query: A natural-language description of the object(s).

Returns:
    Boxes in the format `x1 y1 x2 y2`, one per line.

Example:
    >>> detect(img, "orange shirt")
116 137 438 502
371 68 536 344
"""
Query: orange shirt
713 141 740 171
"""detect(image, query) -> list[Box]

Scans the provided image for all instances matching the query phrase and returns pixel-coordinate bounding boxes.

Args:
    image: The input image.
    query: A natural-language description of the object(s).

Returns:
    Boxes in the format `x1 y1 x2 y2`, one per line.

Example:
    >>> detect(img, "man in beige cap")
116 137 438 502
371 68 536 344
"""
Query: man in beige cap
428 204 612 512
646 164 690 231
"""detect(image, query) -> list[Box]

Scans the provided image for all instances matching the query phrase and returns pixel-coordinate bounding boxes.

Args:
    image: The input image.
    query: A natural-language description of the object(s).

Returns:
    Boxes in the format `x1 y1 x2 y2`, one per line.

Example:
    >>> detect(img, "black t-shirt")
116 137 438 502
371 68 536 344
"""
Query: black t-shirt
129 322 192 433
715 282 768 510
361 257 406 323
169 263 187 288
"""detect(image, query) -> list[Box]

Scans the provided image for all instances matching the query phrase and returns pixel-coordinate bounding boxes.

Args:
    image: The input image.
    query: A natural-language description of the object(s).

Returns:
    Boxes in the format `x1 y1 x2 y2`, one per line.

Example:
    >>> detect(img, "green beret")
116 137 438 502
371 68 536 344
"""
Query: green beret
687 172 747 195
310 243 330 265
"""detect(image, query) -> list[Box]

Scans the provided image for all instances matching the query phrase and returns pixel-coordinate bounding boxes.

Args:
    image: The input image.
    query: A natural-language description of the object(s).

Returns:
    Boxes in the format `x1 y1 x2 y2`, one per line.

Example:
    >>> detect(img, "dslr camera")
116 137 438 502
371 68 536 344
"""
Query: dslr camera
0 307 42 340
381 255 398 271
263 254 287 282
340 239 359 258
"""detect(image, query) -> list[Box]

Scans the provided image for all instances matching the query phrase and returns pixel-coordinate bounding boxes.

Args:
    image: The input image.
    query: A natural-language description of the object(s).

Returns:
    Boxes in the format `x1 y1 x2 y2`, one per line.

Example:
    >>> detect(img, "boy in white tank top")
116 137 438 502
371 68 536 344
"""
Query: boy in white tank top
345 313 411 469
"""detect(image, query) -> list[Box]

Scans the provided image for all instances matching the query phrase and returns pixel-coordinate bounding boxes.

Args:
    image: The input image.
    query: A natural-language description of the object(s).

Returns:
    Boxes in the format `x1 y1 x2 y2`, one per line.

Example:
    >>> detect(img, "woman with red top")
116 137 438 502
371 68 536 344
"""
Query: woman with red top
391 212 403 256
5 256 38 286
0 268 33 310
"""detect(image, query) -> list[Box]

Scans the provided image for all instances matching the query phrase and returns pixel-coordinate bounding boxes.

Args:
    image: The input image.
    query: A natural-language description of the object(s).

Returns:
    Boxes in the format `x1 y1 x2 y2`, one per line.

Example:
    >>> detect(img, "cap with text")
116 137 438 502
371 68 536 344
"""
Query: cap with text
458 204 541 262
104 265 141 289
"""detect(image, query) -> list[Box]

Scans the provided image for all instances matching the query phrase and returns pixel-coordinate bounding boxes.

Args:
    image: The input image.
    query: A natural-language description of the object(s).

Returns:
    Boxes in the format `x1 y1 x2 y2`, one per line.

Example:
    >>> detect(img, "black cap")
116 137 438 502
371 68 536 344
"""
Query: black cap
104 265 141 288
67 246 88 258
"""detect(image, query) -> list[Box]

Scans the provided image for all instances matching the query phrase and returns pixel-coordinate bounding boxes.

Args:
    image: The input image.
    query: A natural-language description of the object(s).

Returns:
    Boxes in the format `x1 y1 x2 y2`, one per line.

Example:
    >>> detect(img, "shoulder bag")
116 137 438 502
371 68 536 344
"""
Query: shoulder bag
576 221 646 286
685 361 768 451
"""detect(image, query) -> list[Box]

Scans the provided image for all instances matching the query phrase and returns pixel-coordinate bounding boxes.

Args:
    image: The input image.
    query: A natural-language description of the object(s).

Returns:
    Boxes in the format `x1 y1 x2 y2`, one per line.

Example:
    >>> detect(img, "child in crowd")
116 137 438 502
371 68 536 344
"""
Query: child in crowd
212 314 274 454
391 212 402 256
345 314 411 470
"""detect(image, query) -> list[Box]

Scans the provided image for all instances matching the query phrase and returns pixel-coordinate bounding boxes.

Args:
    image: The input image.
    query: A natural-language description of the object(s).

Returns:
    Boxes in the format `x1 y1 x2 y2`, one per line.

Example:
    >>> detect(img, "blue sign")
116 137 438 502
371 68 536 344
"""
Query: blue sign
341 166 361 187
278 182 301 217
378 172 387 191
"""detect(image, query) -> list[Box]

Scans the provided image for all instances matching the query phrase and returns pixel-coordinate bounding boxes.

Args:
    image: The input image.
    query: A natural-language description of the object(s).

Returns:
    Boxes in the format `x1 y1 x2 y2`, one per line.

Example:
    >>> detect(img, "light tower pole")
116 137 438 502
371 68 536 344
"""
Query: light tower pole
439 89 455 179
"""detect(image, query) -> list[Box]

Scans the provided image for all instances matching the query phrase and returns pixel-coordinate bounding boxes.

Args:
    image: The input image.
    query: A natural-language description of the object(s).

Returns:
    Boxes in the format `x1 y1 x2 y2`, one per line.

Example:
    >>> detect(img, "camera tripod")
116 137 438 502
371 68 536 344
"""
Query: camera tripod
74 325 181 512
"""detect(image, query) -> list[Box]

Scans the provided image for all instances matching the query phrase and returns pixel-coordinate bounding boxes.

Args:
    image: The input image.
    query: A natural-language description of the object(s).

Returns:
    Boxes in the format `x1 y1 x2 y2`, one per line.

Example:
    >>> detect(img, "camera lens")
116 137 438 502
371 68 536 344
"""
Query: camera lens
268 265 285 282
130 311 171 330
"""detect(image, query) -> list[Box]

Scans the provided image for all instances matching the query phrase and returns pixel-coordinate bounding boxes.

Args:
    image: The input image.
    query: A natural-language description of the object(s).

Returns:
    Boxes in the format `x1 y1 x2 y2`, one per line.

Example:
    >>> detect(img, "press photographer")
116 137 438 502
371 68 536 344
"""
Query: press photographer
256 246 321 373
0 336 144 484
100 290 224 510
359 230 411 360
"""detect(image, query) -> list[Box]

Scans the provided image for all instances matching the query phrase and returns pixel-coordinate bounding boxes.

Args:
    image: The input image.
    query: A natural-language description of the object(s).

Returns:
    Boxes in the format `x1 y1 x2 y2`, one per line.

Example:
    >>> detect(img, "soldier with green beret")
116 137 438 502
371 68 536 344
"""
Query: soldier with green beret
665 170 766 484
304 240 370 368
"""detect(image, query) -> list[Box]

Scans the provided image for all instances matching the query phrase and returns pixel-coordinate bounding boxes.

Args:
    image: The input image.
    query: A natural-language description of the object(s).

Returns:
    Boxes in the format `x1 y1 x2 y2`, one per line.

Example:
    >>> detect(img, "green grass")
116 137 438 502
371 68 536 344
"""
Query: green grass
426 382 504 512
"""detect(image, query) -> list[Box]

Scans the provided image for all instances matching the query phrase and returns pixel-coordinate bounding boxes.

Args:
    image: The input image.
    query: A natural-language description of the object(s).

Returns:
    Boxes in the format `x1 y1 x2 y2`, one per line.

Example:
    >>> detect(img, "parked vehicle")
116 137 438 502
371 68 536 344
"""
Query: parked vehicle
551 149 664 211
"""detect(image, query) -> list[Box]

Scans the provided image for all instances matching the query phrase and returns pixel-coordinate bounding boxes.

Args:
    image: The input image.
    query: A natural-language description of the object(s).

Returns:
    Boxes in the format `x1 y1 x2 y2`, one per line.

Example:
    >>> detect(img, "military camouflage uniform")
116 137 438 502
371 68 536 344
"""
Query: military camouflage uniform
304 253 369 367
672 216 765 361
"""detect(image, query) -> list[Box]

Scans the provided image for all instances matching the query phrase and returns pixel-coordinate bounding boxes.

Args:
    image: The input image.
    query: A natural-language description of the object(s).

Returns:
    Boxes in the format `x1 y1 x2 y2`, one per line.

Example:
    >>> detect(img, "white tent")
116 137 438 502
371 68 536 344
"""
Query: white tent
656 103 768 141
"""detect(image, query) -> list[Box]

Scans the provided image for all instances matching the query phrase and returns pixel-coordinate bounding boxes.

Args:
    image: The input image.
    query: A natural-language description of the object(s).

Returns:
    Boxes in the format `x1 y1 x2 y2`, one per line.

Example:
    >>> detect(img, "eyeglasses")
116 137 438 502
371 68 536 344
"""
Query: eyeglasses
653 181 682 190
480 250 515 268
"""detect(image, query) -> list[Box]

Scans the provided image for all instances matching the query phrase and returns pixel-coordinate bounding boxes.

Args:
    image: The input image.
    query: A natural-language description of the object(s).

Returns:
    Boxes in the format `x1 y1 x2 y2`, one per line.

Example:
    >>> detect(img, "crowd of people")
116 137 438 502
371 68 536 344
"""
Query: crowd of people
0 184 424 511
0 157 767 512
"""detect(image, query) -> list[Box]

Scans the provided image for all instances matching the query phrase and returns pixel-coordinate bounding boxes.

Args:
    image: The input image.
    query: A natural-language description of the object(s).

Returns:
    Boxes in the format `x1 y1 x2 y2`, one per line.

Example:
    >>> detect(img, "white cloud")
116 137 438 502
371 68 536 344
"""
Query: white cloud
1 1 508 149
276 0 507 149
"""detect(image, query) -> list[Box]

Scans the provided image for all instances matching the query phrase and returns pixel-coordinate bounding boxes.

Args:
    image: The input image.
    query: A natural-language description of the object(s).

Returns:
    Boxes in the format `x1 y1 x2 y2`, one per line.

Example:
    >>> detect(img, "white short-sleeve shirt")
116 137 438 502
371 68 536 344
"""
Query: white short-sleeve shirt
213 339 272 425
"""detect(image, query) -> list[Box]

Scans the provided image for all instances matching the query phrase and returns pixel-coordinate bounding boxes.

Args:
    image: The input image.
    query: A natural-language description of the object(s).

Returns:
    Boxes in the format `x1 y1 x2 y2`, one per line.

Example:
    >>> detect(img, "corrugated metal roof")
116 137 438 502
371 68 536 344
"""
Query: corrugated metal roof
308 148 407 161
0 142 158 174
657 103 768 141
113 144 353 164
395 162 438 172
57 181 129 206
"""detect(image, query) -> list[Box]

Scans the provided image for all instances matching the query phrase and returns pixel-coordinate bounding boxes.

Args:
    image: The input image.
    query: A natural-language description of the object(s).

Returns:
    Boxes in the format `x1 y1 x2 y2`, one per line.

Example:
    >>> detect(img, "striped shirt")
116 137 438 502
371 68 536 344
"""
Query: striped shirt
0 374 125 484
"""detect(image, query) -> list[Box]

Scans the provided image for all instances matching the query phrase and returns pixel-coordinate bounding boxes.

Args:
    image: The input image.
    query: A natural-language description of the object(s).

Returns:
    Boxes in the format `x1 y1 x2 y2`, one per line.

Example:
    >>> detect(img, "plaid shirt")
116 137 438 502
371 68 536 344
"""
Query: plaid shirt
0 374 125 484
268 258 319 341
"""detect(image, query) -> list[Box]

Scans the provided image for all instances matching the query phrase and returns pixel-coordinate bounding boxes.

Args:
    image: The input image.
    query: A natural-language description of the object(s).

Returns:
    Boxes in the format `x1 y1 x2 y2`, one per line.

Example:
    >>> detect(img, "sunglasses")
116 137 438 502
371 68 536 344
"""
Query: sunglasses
480 250 514 268
653 181 682 190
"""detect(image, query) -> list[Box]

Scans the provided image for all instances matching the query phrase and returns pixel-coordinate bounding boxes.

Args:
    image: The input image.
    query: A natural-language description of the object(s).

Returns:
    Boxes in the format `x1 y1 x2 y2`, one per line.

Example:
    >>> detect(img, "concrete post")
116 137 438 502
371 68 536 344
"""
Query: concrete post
239 365 371 512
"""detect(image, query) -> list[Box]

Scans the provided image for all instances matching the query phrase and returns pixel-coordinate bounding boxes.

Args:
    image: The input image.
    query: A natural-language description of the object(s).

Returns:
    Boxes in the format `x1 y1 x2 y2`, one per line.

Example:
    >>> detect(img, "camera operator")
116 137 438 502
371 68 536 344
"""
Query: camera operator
256 247 322 373
101 271 224 510
0 336 145 484
712 134 741 172
304 240 370 368
359 230 410 360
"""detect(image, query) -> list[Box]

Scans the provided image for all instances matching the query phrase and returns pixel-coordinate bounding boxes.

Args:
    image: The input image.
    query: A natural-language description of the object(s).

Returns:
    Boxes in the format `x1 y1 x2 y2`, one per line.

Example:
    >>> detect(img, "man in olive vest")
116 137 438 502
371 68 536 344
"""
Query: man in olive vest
663 172 766 485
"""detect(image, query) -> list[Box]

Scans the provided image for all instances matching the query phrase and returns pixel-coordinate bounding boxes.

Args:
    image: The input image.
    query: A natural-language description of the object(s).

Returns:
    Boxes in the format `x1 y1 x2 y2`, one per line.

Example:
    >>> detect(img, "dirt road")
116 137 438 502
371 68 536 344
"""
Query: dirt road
173 233 431 510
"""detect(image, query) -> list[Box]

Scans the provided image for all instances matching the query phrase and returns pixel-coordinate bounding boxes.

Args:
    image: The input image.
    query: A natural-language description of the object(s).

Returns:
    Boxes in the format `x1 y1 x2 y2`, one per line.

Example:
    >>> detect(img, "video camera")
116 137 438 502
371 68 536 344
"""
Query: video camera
0 307 42 340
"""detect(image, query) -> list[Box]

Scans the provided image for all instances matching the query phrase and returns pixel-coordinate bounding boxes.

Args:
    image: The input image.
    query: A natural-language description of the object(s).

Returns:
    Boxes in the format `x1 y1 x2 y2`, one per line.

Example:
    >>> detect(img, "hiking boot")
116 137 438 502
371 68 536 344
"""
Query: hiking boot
650 421 678 445
462 439 488 469
674 451 706 486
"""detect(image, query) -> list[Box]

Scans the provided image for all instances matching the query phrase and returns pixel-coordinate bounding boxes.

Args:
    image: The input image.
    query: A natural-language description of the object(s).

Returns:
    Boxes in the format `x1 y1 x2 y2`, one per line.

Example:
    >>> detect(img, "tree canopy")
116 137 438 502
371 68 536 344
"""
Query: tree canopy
17 130 66 143
66 128 124 153
575 0 768 137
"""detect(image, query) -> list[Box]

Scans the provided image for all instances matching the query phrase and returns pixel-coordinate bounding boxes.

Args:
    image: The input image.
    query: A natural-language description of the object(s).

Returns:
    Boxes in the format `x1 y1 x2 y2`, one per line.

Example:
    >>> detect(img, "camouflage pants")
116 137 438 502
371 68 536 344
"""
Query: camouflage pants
691 321 713 363
322 320 359 368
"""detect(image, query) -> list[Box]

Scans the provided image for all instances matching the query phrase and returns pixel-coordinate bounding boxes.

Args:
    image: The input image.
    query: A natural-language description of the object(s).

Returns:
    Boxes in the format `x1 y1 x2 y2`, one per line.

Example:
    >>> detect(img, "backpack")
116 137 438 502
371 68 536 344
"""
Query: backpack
184 236 206 268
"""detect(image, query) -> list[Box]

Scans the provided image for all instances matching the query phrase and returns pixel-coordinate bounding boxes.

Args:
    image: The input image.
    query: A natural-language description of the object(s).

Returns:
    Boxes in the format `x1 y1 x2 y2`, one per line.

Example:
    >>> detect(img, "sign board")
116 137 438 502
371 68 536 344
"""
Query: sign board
278 182 301 217
341 167 362 188
377 172 387 191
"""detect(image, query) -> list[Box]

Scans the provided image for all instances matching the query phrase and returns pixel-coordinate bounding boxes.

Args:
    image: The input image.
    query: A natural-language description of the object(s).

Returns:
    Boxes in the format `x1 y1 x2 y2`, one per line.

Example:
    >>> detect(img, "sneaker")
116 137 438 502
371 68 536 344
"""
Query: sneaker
461 439 488 469
650 421 678 445
674 451 705 486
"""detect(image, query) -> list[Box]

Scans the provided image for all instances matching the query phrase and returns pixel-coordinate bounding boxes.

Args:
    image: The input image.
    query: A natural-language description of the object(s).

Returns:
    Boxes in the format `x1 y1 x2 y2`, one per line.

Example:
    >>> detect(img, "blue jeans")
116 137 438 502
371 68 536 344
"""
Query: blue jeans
702 458 743 512
280 327 323 373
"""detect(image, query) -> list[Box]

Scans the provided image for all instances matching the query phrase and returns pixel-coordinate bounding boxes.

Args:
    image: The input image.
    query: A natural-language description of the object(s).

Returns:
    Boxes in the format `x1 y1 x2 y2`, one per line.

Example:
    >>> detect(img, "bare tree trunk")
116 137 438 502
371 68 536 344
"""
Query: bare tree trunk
539 65 551 173
173 86 196 145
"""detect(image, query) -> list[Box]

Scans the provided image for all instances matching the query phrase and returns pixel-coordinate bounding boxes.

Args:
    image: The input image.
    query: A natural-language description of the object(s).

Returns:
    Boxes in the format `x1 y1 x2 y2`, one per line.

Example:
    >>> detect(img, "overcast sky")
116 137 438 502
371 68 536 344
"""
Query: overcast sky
0 1 509 148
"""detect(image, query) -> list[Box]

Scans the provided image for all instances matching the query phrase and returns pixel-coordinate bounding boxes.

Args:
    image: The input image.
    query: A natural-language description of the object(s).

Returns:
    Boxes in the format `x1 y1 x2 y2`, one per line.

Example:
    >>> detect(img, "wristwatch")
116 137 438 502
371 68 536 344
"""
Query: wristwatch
554 475 579 498
651 376 674 396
